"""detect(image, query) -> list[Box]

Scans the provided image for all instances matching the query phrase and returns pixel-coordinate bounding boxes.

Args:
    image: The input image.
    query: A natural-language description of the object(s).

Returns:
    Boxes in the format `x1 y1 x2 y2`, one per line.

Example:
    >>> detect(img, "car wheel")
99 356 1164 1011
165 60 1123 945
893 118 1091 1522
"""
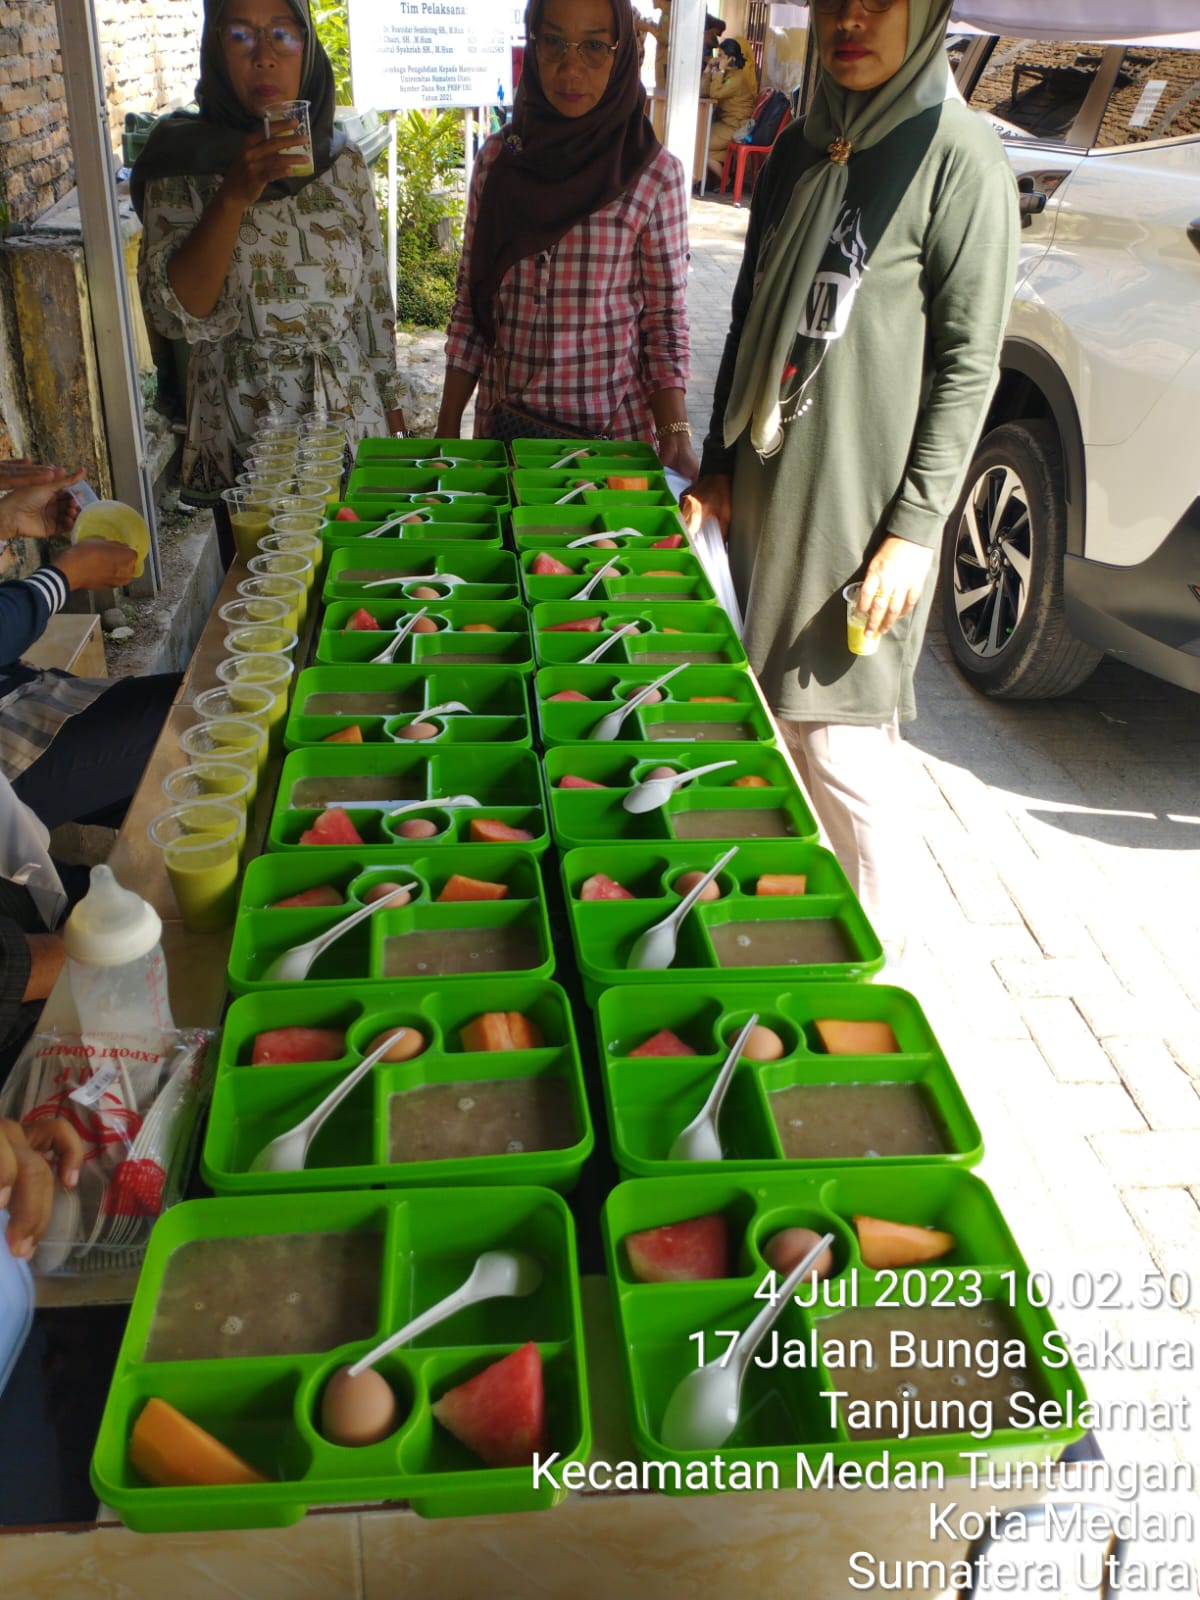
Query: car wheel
940 419 1102 699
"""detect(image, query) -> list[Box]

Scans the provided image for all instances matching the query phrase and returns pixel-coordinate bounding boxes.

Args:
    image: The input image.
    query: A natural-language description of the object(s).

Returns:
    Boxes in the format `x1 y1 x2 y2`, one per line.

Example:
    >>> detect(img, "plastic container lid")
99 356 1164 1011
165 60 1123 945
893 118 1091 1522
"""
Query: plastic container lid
62 864 163 967
0 1216 35 1399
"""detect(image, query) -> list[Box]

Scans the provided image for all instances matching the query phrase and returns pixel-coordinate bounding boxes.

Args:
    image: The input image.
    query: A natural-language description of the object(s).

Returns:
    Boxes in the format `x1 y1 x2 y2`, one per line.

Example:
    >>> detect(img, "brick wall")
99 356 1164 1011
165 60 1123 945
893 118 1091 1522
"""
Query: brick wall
0 0 202 226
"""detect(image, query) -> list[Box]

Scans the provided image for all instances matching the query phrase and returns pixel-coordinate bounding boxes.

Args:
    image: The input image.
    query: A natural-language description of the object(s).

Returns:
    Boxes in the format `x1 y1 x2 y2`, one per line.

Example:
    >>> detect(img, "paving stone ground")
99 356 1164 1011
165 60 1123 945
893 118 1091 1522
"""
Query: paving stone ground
686 194 1200 1503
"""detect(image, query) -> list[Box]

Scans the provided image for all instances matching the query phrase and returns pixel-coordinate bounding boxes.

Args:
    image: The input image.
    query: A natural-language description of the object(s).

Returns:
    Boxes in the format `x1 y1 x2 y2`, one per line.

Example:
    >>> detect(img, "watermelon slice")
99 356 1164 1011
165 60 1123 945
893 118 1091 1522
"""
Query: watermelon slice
625 1214 729 1283
270 884 345 910
531 552 573 577
251 1026 346 1065
469 818 534 843
651 534 684 549
580 872 634 901
629 1028 696 1058
299 808 365 846
558 774 606 789
334 507 360 522
323 725 364 744
544 616 602 632
547 689 591 703
345 608 381 632
436 874 509 903
460 1012 545 1051
431 1343 548 1467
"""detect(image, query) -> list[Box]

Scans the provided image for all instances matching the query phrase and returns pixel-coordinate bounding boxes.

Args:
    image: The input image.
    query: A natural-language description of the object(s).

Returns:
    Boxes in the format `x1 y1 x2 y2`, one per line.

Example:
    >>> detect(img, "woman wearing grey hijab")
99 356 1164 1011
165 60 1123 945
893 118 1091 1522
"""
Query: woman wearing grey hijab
683 0 1017 962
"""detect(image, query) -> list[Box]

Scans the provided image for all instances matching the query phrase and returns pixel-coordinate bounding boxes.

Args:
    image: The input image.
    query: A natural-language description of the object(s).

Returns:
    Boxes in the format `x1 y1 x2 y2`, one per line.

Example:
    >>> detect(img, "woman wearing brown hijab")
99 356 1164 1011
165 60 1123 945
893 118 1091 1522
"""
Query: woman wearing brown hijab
133 0 405 496
438 0 697 477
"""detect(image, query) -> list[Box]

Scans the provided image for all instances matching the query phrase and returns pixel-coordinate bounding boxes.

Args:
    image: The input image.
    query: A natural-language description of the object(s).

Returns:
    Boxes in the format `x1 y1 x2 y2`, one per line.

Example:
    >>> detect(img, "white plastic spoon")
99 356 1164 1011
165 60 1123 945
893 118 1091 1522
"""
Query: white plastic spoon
566 528 641 549
384 794 480 817
403 701 471 727
589 664 687 742
622 759 738 815
550 447 591 470
262 882 415 982
580 620 642 664
668 1014 758 1163
571 555 623 602
626 845 738 972
370 607 429 664
360 573 467 591
660 1233 836 1451
346 1251 543 1378
249 1031 409 1174
361 511 427 540
555 481 598 505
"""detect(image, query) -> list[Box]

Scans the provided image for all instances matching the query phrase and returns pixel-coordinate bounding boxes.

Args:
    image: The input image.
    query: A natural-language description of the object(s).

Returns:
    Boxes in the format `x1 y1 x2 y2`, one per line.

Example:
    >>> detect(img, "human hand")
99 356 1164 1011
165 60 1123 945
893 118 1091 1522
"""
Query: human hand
53 538 138 591
679 472 732 542
0 472 85 542
221 124 309 210
0 460 75 493
1 1117 85 1259
657 431 700 482
857 535 935 639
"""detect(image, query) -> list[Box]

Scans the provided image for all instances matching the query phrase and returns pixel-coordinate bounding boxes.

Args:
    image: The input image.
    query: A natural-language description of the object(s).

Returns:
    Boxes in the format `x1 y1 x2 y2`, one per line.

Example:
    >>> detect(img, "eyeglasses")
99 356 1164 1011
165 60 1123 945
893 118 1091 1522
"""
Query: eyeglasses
533 33 618 69
811 0 898 11
220 21 307 57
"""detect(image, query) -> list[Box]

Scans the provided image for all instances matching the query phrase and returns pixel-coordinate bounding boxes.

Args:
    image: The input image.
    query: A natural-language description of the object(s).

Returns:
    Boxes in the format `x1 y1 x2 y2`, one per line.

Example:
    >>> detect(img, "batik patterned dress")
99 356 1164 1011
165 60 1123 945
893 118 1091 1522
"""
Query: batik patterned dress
140 144 403 492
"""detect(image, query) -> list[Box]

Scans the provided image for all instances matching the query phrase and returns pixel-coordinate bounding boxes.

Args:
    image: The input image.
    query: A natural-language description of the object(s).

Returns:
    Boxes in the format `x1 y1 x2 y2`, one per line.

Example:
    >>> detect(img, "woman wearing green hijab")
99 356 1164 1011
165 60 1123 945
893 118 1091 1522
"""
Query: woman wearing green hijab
133 0 405 499
683 0 1017 961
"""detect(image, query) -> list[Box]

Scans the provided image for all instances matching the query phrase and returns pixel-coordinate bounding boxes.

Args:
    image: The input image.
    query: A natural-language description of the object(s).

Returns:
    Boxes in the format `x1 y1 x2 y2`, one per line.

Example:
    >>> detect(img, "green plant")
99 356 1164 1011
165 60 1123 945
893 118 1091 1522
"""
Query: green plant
388 108 463 328
312 2 352 104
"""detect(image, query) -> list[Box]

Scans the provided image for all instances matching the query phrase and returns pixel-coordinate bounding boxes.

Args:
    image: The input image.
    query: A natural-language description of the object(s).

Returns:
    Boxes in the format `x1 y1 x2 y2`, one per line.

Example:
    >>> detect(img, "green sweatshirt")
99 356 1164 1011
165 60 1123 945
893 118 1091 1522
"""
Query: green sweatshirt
700 100 1018 723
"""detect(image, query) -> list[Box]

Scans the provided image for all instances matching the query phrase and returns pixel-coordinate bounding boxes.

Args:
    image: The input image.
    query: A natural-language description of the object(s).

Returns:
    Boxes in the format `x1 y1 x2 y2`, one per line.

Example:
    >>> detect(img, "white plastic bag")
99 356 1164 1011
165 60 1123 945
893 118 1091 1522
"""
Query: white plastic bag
690 515 745 638
0 773 66 929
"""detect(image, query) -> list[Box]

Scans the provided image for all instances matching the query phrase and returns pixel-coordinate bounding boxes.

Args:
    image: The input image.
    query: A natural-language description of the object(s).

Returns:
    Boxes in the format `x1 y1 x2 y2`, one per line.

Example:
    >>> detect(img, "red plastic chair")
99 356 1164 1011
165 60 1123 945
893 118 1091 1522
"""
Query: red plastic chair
719 103 792 206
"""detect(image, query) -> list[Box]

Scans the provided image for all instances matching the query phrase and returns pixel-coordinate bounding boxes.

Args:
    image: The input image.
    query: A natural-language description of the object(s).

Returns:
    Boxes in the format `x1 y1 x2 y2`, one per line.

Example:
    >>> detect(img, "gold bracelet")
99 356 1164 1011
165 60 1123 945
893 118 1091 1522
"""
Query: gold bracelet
658 420 692 437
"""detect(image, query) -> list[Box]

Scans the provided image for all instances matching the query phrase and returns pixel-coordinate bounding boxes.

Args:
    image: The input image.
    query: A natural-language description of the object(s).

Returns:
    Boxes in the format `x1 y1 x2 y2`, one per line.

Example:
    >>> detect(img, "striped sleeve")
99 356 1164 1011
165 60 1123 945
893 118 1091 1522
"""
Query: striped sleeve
0 568 69 669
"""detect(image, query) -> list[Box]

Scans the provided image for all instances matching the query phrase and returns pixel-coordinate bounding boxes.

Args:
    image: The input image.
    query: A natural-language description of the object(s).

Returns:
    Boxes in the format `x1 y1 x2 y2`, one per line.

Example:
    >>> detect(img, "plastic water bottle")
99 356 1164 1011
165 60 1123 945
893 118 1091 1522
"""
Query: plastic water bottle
63 866 175 1081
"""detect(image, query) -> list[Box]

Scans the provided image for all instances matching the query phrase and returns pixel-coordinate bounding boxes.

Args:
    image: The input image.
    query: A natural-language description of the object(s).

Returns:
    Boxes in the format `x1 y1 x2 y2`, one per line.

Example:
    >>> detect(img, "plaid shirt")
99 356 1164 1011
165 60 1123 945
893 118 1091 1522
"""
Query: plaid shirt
446 135 691 441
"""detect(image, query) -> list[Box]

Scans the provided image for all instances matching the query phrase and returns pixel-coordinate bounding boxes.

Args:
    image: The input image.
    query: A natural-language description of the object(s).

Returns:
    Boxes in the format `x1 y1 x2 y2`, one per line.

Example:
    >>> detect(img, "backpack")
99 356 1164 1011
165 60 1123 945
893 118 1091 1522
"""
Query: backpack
741 89 790 147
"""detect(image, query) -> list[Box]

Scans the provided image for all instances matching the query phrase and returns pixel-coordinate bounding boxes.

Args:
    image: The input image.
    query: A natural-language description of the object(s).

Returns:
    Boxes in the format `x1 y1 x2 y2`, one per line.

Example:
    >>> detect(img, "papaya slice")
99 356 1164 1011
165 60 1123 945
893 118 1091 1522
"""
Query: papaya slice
756 874 808 896
129 1398 268 1488
854 1215 955 1269
814 1019 900 1055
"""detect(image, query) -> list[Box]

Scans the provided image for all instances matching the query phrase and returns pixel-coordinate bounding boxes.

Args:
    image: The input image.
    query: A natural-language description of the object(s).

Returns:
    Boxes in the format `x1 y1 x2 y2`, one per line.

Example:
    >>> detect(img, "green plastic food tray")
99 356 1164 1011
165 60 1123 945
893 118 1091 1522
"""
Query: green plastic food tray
512 469 670 505
535 665 773 748
345 466 511 507
509 440 661 468
324 544 519 605
322 503 503 547
595 981 979 1176
354 437 508 467
511 506 687 551
203 981 593 1195
560 841 883 1000
229 845 553 992
601 1169 1085 1488
543 743 816 850
91 1186 589 1530
532 602 746 668
521 548 715 607
318 599 532 671
269 746 548 854
520 488 678 511
284 665 532 749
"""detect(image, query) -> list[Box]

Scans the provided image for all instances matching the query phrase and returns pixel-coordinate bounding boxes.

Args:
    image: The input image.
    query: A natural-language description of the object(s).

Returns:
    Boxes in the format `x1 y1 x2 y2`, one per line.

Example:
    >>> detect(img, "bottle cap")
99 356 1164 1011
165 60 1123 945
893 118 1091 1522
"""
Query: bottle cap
62 864 163 967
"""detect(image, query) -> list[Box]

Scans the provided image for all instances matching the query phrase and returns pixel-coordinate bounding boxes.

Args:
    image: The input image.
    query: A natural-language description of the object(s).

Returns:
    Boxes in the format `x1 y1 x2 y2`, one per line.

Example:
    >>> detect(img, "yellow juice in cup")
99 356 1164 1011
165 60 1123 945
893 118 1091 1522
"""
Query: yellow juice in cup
847 614 880 656
231 509 272 565
73 500 151 578
163 837 240 931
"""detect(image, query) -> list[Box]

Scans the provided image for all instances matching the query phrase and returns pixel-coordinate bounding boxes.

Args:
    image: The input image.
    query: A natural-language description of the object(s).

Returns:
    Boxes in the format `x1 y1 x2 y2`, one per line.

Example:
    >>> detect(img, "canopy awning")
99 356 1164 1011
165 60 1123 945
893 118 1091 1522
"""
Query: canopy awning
949 1 1200 42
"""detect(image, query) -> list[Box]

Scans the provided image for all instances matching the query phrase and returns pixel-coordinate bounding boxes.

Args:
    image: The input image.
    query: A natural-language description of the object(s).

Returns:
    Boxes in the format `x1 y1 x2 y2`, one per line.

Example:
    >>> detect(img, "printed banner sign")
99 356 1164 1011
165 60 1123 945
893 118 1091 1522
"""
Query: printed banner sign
349 0 513 110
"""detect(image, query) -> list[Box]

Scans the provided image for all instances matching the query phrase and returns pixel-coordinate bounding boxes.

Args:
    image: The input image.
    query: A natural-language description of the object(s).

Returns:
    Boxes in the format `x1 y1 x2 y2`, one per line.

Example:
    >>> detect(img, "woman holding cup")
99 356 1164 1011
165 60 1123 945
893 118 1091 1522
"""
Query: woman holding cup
132 0 406 526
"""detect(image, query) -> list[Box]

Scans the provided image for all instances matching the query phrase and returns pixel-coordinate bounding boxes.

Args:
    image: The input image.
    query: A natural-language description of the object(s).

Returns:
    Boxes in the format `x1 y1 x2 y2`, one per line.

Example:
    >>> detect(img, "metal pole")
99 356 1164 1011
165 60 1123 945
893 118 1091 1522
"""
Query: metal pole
463 107 475 200
387 111 398 312
664 0 705 190
54 0 159 595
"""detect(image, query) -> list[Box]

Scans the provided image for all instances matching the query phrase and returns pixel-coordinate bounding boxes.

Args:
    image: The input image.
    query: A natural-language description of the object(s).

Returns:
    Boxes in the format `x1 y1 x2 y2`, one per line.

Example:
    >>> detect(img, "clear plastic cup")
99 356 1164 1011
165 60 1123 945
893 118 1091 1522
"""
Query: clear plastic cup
247 551 314 614
843 582 880 657
264 97 314 176
237 574 304 636
162 761 255 847
294 472 340 508
221 486 274 565
269 512 324 538
270 493 327 520
261 530 321 571
148 800 244 933
216 653 293 734
179 716 265 802
218 596 292 633
224 622 299 660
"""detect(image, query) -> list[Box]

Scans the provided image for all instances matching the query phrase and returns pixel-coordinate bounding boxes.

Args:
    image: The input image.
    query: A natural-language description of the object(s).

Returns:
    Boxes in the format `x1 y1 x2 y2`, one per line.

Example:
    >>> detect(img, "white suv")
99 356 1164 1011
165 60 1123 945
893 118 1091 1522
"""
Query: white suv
938 28 1200 697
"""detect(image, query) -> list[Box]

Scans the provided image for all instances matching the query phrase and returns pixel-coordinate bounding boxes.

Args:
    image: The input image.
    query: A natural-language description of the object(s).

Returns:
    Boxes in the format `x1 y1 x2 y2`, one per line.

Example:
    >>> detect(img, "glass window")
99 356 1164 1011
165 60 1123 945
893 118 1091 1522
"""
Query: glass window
1094 46 1200 147
965 37 1108 143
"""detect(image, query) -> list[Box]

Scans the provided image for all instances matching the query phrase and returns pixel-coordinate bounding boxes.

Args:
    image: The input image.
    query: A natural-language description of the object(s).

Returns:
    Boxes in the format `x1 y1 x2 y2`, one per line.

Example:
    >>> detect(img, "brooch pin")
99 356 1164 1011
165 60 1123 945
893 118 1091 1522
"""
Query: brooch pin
827 137 852 166
503 131 524 154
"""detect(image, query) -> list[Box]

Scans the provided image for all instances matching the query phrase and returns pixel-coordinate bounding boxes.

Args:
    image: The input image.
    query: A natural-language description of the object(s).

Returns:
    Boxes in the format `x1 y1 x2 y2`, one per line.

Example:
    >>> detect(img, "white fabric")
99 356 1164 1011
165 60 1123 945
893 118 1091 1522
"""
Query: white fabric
0 774 66 930
950 1 1200 41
